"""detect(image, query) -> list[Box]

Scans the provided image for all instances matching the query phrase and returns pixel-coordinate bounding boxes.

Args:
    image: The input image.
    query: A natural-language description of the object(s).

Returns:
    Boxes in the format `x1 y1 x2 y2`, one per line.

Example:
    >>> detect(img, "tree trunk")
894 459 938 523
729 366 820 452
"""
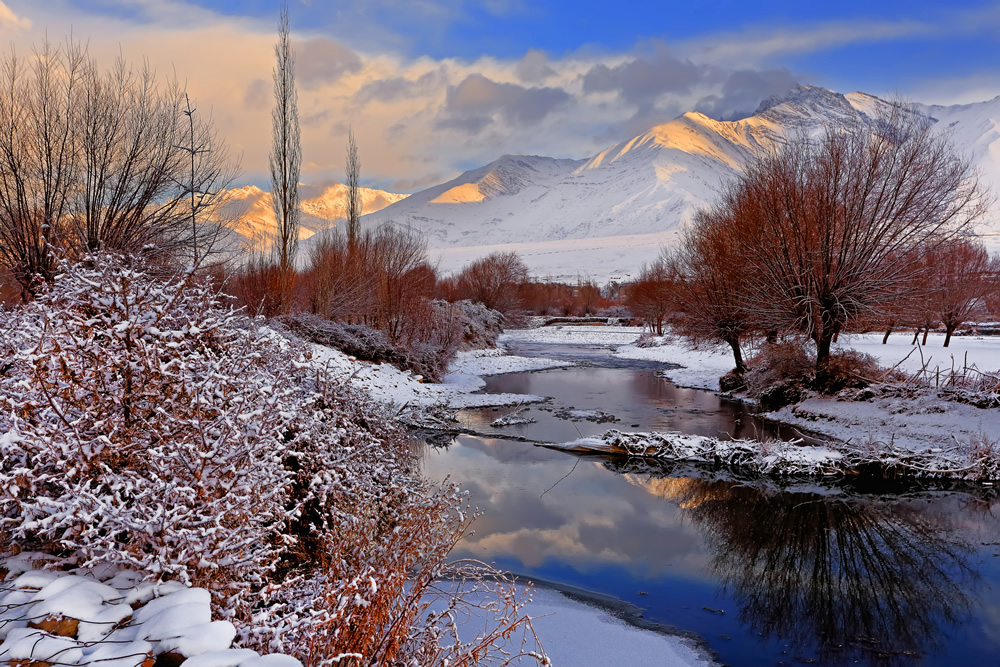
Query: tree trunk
882 325 893 344
944 325 954 347
766 329 777 344
727 336 745 374
922 328 929 345
912 327 920 345
816 332 833 368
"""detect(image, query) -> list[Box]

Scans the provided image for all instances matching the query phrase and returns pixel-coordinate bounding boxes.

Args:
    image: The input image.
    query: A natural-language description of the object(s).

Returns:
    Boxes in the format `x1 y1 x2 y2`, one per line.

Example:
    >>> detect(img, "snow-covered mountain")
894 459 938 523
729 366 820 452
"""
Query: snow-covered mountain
340 86 1000 281
224 183 408 247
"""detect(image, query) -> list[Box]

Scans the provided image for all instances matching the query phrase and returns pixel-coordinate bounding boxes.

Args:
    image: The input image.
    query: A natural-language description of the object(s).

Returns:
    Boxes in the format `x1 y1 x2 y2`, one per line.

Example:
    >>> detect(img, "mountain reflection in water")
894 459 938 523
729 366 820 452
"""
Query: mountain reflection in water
420 435 1000 666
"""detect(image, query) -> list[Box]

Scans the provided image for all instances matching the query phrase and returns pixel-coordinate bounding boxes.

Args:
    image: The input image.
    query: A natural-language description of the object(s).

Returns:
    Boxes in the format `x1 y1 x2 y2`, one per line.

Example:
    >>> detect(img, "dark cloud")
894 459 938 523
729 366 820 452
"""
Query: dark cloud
354 70 444 105
582 47 702 105
694 69 799 120
516 48 557 83
439 73 571 133
243 78 270 109
435 114 494 134
296 37 363 89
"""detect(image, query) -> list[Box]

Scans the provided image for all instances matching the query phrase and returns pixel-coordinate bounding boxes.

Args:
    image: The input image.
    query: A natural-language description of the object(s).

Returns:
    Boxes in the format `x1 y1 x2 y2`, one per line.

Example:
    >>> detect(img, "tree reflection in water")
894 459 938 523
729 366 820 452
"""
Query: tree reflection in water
609 461 979 665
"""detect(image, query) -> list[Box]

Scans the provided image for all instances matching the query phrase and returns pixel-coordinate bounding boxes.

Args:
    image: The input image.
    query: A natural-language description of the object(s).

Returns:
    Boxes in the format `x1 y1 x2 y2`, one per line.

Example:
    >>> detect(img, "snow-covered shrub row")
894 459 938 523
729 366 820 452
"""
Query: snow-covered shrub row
276 301 501 383
276 312 456 382
560 429 1000 482
0 255 542 664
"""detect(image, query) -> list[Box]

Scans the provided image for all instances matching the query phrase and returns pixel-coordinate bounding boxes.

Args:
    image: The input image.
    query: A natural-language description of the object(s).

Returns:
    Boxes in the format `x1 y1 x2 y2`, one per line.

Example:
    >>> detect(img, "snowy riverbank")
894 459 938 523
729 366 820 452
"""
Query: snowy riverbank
498 326 1000 458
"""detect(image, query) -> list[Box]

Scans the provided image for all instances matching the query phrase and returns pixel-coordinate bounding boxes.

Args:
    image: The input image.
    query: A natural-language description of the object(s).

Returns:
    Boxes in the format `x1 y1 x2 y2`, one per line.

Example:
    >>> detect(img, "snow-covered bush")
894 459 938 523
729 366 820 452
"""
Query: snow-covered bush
0 255 544 664
431 299 504 350
277 312 459 382
0 256 294 587
743 343 815 408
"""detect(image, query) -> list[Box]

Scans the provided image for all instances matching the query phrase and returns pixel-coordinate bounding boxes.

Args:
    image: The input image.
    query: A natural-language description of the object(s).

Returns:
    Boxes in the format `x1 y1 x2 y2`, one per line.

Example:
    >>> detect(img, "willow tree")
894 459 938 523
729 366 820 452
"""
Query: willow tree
727 105 988 368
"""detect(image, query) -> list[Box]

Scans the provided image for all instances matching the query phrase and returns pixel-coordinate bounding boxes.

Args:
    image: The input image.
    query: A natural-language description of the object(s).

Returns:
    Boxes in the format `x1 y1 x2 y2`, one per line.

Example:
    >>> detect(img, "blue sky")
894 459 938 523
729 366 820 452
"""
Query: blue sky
4 0 998 189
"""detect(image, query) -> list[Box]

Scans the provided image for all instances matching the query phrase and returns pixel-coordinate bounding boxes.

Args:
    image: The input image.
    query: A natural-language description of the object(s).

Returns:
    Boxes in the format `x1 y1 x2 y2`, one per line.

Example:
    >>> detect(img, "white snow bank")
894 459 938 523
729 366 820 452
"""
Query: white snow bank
501 325 643 346
0 555 299 667
555 429 999 482
526 586 716 667
448 348 573 377
614 339 736 390
308 342 567 411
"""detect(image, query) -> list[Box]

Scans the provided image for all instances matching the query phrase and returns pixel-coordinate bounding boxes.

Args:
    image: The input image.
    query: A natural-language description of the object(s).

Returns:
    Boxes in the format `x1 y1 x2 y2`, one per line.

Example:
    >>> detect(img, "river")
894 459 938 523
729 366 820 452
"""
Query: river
417 341 1000 666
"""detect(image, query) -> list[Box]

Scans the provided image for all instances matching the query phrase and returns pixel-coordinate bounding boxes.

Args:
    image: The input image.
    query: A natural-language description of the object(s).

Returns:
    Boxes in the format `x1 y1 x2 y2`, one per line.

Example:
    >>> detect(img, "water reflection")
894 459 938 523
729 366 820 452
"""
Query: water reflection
664 477 977 664
421 436 997 665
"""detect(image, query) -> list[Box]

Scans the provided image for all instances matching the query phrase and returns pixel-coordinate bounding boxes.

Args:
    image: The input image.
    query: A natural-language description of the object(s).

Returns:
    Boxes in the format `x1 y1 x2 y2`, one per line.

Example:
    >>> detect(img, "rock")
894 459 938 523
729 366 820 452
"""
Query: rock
719 370 745 393
28 615 79 638
154 651 188 667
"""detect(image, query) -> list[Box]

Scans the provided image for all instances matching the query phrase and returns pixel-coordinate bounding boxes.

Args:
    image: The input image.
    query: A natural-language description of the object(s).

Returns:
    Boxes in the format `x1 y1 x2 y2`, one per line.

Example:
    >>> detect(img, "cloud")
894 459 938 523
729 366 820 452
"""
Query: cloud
681 20 932 67
440 73 571 131
582 45 703 105
516 48 556 83
392 172 450 191
0 1 30 29
694 68 799 120
243 78 269 109
354 69 445 105
295 37 363 88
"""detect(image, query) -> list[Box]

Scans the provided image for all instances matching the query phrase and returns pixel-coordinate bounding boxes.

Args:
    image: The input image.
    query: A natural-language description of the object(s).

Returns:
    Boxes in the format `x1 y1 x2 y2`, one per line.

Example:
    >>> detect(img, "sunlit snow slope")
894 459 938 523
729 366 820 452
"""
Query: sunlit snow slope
331 87 1000 281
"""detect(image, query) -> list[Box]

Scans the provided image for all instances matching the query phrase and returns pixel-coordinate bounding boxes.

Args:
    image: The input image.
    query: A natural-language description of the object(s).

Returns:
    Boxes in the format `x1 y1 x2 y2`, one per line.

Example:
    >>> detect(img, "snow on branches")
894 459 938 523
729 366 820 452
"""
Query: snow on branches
0 256 297 585
0 254 545 665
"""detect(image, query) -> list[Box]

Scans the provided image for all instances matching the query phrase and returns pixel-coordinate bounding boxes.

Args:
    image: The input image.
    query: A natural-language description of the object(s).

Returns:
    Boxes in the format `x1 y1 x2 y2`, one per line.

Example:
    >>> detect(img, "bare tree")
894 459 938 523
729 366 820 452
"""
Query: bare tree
269 3 301 312
0 39 237 298
0 40 84 296
726 105 989 368
173 93 238 268
668 208 756 373
927 239 998 346
624 259 673 335
455 251 528 317
345 128 361 251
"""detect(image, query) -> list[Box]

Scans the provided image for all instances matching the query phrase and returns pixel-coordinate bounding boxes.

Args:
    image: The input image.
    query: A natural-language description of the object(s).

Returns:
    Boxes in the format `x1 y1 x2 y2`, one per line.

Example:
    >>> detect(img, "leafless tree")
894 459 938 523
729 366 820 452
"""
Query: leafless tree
624 258 673 335
927 239 998 346
269 3 301 312
725 104 989 368
173 93 239 268
0 39 237 298
668 208 756 372
0 40 84 296
455 251 528 317
345 128 361 251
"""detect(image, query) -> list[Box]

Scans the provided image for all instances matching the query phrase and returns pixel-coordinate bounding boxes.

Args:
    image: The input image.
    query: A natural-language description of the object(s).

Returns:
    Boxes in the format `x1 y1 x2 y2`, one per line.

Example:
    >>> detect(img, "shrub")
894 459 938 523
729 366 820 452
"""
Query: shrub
814 349 883 394
452 251 528 319
743 343 815 410
0 254 544 664
277 312 458 382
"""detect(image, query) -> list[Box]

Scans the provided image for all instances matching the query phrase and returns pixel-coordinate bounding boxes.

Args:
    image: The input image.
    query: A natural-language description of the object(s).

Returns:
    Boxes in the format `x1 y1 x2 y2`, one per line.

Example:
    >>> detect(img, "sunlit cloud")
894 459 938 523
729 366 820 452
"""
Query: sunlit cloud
0 1 30 29
2 1 996 193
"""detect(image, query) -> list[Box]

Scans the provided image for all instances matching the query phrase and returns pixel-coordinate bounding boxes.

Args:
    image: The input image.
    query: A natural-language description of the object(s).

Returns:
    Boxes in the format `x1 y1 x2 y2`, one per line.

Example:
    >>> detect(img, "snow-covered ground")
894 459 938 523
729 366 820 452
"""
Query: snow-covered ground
503 325 1000 454
0 554 300 667
518 586 715 667
307 344 572 409
772 332 1000 452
